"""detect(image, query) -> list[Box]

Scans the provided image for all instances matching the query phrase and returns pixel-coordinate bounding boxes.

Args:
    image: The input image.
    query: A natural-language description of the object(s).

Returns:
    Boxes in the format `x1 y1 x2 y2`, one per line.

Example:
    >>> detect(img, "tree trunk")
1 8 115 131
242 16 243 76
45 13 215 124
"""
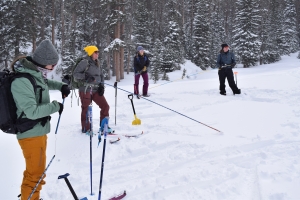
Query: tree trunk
120 47 124 79
112 50 116 77
115 24 120 81
127 0 134 74
60 0 65 57
52 0 56 44
120 0 125 79
71 3 77 54
115 1 121 82
14 3 21 57
107 36 111 80
40 0 45 40
32 4 36 52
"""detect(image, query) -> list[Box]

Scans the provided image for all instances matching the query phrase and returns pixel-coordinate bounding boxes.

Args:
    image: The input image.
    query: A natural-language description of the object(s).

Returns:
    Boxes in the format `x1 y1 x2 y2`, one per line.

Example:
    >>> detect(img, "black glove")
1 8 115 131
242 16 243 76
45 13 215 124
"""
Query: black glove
85 74 95 83
61 85 70 99
62 75 71 85
97 84 105 96
58 102 64 115
63 75 70 80
231 63 236 68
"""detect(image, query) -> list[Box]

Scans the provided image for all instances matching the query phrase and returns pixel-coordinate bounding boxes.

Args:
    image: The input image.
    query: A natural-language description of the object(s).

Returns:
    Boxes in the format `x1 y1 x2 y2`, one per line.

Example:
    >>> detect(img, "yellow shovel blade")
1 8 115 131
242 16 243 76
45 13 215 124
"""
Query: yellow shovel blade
132 114 141 125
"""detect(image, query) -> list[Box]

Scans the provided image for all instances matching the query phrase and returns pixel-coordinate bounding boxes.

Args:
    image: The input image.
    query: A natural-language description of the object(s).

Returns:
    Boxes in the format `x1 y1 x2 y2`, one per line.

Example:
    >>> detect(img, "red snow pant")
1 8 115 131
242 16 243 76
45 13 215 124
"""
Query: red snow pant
79 91 110 132
134 72 149 95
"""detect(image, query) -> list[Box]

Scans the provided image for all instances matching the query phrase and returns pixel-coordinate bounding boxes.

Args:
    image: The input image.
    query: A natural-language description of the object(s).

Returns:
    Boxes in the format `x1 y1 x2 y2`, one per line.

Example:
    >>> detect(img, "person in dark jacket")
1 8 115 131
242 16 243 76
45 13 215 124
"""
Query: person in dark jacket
73 45 111 133
11 39 70 200
216 44 241 95
134 46 150 97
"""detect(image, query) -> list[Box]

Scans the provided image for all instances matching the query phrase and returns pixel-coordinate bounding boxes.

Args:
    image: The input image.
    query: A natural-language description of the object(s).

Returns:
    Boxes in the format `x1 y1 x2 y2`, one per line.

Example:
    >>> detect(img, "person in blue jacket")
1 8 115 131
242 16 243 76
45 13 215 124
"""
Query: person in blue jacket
133 46 150 97
216 44 241 95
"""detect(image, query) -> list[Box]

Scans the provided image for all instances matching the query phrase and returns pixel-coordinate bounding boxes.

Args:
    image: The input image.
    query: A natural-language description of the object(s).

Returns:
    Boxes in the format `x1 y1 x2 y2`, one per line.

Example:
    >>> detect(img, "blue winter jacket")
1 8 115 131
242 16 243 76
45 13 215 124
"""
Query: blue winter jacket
216 50 236 68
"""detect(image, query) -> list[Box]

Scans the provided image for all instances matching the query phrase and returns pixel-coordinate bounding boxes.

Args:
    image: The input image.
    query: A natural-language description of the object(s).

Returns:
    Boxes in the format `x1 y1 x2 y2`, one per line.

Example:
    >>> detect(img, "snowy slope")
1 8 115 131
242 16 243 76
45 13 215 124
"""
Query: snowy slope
1 53 300 200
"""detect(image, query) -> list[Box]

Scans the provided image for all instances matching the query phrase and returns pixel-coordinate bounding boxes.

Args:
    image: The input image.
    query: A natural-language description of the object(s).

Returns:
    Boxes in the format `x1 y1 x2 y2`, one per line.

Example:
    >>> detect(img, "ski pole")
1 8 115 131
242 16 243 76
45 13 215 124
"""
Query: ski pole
28 98 65 200
98 122 108 200
55 98 65 134
27 155 55 200
114 82 117 125
88 88 94 196
234 72 238 87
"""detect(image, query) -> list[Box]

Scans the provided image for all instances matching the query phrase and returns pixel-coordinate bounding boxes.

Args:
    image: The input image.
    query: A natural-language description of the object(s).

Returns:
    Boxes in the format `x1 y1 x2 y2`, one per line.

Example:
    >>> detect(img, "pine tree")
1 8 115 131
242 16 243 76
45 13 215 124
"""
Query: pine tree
182 68 186 79
0 1 31 62
150 39 163 83
161 71 170 81
259 8 281 64
282 0 298 54
233 0 261 68
269 0 286 56
183 0 195 61
191 0 211 69
209 2 226 68
161 43 174 72
163 0 184 71
133 1 151 47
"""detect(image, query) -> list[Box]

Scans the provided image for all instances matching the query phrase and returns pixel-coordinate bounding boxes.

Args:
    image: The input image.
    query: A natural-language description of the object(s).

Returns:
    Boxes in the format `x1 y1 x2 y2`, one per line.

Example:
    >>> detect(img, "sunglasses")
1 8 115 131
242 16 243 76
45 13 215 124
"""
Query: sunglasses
94 51 99 54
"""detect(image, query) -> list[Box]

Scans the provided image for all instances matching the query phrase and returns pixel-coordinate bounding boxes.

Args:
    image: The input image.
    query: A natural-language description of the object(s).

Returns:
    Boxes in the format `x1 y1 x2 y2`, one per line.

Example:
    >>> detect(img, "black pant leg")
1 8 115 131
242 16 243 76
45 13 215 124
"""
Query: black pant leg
226 69 239 93
218 69 226 93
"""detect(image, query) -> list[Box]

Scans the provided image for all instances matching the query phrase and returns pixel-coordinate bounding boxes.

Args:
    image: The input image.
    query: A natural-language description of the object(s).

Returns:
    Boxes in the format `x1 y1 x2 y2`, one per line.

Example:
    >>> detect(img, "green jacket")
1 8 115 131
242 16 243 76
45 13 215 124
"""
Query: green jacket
11 58 65 140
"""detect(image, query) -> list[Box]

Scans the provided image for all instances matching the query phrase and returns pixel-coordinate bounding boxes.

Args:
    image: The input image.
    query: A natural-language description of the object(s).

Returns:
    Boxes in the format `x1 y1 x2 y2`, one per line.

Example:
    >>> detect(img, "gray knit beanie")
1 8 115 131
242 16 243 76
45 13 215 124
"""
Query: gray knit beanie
32 39 59 66
137 46 144 51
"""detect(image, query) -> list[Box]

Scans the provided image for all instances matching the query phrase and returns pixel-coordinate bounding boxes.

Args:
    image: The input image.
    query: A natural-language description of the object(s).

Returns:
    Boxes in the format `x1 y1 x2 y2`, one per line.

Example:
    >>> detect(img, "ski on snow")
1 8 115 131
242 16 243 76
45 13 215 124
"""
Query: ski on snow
108 190 127 200
109 137 120 144
103 131 144 138
106 131 144 144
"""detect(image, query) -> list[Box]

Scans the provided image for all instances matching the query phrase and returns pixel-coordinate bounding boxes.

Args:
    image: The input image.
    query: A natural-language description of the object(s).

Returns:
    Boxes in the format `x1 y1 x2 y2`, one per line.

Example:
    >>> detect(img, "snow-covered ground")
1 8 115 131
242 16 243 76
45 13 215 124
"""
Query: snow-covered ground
1 53 300 200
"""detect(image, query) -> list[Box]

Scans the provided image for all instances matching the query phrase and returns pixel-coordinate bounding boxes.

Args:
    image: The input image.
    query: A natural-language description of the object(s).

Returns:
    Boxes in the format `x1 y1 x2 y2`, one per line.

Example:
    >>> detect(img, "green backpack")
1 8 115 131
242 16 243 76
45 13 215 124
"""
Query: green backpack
70 58 90 89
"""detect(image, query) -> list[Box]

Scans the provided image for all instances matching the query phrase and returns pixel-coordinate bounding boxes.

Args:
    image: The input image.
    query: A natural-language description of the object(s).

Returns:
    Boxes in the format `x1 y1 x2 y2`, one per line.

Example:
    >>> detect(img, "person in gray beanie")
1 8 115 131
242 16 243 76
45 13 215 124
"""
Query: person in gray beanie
10 39 70 200
32 39 59 67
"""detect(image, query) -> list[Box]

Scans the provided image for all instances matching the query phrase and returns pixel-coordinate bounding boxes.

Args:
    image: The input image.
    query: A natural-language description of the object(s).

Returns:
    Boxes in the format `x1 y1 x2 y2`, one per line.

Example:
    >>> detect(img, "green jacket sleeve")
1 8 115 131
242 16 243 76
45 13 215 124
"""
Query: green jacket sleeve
47 79 66 91
11 78 60 120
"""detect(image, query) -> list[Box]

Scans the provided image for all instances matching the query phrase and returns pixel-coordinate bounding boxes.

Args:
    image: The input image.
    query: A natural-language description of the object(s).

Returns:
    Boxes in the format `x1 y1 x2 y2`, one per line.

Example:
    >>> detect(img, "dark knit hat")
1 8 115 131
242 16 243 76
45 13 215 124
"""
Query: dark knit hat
221 44 229 49
32 39 59 66
137 46 144 51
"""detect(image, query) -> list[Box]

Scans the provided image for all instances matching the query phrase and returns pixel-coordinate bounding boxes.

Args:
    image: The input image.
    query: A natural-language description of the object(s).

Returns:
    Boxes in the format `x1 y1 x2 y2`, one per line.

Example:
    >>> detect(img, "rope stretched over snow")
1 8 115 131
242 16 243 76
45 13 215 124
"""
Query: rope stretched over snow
103 82 222 133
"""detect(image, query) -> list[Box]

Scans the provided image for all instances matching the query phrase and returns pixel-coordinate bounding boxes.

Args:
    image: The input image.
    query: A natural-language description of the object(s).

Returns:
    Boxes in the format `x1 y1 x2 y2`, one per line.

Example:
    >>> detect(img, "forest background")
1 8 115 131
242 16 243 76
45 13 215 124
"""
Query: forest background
0 0 299 82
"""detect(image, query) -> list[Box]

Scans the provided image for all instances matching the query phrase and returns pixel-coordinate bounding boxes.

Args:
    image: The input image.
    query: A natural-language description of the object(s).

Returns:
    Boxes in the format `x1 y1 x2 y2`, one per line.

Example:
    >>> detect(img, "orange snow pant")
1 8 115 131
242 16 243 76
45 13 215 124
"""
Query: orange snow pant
18 135 47 200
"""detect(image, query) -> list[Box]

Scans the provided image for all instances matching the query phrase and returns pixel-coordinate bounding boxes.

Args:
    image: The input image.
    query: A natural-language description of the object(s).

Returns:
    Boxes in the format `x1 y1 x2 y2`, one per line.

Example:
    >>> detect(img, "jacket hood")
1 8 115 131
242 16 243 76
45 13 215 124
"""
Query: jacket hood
13 57 45 81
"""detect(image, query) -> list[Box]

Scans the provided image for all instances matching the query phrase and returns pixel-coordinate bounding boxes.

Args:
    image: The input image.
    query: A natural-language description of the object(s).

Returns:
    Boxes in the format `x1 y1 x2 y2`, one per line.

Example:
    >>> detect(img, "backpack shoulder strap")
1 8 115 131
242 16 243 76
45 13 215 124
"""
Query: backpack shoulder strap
12 73 42 120
85 59 91 72
75 58 90 73
13 73 37 94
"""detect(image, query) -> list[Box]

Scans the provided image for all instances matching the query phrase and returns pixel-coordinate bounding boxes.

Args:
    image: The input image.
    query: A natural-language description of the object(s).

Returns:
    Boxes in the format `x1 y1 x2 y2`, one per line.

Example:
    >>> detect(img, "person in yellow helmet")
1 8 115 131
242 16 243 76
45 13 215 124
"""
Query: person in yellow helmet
73 45 111 133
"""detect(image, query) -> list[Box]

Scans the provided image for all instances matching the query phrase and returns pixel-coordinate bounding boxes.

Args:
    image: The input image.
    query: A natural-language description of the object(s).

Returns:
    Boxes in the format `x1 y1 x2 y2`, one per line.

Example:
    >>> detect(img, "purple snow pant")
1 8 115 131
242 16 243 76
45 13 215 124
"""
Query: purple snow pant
134 72 149 95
